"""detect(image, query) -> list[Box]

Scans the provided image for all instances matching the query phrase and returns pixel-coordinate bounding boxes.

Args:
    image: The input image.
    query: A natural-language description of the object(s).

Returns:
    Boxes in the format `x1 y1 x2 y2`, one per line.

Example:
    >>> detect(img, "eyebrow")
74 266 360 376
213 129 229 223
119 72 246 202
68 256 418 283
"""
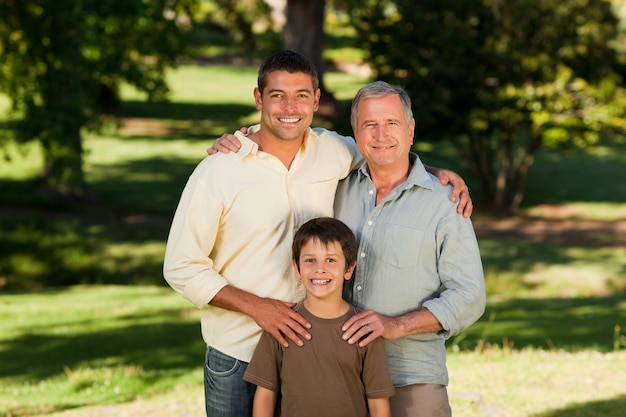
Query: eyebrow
266 88 313 95
361 117 402 124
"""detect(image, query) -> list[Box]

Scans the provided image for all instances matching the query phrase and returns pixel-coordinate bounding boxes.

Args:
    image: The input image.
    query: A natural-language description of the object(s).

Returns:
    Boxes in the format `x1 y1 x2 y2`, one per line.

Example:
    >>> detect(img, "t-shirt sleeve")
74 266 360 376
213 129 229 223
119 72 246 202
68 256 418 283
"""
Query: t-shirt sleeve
362 338 396 399
243 331 282 393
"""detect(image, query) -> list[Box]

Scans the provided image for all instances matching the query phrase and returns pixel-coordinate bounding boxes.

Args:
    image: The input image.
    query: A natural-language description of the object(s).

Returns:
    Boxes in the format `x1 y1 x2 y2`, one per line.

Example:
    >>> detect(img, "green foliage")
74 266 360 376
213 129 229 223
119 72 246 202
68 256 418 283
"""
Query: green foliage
200 0 276 52
346 0 626 213
0 0 199 199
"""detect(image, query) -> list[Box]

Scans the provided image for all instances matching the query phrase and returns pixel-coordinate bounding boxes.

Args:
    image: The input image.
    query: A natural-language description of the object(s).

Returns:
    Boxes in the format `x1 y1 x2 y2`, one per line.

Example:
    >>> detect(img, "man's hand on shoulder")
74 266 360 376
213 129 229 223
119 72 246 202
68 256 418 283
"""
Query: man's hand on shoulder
207 127 246 155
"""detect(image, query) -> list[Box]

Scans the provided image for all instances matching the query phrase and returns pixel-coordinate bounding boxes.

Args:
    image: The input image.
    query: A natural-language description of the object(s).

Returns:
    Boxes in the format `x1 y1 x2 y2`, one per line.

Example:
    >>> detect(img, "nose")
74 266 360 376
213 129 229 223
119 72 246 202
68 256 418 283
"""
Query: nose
282 96 297 112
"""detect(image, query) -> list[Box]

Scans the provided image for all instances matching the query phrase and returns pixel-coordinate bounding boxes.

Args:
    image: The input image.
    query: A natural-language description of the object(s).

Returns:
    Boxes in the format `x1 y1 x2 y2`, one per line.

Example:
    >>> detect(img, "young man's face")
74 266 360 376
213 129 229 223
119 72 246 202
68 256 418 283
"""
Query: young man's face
254 70 320 144
354 94 415 170
293 238 355 301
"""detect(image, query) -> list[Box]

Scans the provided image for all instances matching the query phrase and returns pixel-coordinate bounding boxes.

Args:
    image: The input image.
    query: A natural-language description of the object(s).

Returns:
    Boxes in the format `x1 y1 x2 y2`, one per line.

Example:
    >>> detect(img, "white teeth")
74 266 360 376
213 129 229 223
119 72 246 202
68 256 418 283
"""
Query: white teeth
311 279 330 285
279 118 299 123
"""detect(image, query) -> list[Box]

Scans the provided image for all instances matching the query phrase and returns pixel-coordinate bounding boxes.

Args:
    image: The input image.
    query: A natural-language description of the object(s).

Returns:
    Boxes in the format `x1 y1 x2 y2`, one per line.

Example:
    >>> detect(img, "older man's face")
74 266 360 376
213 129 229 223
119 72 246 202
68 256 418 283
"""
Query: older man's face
354 94 415 170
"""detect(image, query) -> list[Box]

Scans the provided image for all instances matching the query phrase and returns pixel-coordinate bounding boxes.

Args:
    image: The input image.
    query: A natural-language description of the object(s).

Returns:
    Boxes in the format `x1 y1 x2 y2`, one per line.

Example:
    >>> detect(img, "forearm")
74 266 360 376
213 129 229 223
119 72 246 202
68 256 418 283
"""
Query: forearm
252 387 277 417
394 307 443 338
368 398 391 417
210 284 261 317
211 284 310 347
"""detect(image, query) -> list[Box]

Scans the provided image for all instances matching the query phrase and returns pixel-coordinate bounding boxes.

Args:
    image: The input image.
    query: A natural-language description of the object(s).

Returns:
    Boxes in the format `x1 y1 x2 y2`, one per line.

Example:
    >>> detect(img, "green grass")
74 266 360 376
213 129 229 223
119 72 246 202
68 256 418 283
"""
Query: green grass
0 286 204 416
1 286 624 417
448 349 626 417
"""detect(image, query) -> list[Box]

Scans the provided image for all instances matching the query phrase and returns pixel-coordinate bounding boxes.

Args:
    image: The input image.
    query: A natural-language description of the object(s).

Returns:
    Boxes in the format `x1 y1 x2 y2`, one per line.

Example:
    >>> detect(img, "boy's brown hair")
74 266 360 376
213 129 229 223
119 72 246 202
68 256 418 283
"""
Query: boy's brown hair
292 217 357 273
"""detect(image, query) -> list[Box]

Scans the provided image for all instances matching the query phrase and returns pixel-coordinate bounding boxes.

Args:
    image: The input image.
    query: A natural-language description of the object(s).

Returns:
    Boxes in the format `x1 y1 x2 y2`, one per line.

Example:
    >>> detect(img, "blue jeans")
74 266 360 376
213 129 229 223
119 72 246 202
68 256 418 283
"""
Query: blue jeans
204 346 256 417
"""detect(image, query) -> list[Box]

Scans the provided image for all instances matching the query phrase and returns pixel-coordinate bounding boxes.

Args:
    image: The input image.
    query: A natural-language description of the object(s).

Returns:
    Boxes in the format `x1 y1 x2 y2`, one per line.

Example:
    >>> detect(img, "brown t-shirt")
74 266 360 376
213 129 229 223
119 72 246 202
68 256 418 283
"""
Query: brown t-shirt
244 303 395 417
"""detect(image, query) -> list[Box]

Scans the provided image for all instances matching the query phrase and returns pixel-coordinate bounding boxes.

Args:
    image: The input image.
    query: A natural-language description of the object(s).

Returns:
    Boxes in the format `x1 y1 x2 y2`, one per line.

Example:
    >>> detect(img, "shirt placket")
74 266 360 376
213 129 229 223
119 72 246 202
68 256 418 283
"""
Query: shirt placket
353 179 379 307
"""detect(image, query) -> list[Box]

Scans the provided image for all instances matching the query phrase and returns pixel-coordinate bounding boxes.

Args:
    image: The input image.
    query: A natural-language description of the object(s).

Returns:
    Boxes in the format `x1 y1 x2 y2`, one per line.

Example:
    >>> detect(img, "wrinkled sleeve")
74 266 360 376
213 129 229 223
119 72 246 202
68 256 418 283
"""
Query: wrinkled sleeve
163 159 229 308
423 204 486 337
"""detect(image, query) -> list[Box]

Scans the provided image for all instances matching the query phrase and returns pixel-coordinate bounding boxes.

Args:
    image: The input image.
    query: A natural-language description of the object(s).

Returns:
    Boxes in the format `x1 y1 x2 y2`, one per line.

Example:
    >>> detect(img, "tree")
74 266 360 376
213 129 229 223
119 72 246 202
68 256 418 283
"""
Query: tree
0 0 198 201
283 0 339 116
207 0 339 115
205 0 274 51
347 0 626 213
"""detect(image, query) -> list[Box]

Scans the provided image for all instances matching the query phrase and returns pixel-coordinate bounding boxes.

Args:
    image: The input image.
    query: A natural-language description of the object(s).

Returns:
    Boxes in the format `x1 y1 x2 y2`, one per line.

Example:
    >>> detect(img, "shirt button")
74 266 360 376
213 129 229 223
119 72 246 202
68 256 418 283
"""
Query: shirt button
369 189 374 195
360 252 366 258
367 220 373 226
356 285 362 291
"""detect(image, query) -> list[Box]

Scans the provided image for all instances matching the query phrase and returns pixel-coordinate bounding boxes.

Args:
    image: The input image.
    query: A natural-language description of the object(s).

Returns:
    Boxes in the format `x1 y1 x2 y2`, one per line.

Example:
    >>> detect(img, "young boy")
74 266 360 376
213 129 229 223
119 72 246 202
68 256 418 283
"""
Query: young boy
243 217 395 417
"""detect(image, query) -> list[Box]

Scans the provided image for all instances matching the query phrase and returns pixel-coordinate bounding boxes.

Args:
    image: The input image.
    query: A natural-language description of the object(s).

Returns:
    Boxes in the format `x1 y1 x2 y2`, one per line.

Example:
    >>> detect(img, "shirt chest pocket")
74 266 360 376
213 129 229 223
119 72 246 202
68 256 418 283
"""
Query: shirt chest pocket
299 177 339 218
379 224 425 269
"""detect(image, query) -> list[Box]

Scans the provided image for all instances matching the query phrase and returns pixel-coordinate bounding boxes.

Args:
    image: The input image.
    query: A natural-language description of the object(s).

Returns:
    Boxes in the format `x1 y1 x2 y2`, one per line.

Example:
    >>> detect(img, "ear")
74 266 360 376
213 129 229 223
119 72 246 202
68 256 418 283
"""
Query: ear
344 262 356 280
292 259 301 278
313 88 321 112
409 118 416 144
254 87 263 111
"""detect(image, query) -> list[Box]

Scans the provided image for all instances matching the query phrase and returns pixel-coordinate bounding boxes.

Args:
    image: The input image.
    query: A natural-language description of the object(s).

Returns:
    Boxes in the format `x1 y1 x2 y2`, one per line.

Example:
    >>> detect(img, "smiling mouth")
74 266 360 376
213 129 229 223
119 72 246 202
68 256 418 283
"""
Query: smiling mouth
311 279 331 285
278 117 301 124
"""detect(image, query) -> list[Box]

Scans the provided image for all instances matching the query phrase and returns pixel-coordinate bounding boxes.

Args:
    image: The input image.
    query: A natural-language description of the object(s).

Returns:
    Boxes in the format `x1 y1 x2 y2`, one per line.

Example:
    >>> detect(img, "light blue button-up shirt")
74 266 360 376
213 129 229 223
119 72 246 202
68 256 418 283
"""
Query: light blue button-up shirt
334 153 486 386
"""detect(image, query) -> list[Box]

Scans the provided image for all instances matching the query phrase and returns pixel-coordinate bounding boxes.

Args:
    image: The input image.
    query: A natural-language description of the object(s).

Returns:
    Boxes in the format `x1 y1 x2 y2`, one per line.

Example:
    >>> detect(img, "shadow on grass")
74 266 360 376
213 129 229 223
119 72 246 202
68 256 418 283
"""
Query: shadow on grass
450 296 626 352
0 214 168 289
0 314 205 381
88 156 199 215
532 395 626 417
478 237 626 298
116 100 256 123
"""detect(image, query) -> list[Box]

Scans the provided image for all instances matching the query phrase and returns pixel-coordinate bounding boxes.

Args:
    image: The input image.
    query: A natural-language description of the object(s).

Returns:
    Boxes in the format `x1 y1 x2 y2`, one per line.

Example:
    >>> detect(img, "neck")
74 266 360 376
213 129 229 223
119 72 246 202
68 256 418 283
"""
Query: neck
250 131 303 169
370 161 412 205
303 297 350 319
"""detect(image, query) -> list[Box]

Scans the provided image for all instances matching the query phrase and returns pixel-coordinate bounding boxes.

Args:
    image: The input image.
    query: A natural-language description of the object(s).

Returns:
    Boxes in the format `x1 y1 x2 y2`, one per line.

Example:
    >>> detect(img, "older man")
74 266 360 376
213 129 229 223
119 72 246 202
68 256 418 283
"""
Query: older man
337 81 486 417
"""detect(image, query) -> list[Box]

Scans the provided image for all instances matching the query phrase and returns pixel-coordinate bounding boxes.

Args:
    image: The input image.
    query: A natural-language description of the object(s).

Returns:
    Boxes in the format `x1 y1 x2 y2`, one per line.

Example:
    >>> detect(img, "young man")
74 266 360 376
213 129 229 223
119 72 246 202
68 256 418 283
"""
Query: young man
244 217 394 417
337 81 486 417
165 50 471 417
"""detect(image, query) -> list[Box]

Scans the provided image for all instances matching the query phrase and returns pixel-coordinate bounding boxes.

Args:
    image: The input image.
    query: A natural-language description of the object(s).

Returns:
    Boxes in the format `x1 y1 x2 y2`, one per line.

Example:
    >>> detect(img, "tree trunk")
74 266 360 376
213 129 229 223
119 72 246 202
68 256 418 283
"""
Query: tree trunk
38 128 94 202
37 28 95 203
283 0 339 118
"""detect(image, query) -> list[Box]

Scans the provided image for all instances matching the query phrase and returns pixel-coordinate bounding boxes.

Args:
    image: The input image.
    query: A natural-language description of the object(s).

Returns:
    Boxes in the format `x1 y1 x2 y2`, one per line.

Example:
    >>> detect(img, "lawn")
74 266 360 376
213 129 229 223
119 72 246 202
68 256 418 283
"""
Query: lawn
1 286 624 417
0 63 625 416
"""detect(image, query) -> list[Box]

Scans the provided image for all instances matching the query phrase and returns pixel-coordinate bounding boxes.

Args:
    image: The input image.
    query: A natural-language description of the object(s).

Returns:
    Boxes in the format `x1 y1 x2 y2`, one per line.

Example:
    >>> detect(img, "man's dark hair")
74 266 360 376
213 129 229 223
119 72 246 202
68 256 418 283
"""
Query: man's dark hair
257 50 319 94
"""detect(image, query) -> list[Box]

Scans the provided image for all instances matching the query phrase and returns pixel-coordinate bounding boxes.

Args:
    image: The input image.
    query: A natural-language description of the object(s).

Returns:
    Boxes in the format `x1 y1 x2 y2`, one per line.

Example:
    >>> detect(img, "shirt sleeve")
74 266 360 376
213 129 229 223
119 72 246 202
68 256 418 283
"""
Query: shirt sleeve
422 202 486 337
243 331 282 392
163 157 229 308
362 338 396 399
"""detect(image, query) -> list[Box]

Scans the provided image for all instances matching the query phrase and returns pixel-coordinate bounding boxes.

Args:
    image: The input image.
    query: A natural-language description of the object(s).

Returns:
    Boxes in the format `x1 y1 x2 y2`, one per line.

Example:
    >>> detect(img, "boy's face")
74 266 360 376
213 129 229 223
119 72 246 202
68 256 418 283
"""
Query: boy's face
293 238 355 301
